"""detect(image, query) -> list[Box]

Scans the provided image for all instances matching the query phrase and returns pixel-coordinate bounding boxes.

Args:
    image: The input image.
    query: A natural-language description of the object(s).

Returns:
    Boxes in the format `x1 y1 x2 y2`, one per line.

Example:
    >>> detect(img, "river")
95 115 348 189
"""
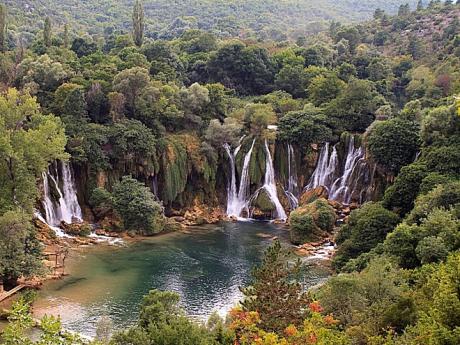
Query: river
32 222 331 338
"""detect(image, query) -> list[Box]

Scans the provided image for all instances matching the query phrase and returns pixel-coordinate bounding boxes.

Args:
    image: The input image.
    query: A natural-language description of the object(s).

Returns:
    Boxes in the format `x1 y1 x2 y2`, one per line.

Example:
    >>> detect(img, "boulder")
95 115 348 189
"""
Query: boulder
299 186 329 206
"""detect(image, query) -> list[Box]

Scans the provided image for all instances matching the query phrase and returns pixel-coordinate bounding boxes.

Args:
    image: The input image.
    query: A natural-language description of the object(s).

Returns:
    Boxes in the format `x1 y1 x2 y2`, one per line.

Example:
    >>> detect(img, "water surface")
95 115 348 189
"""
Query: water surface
34 222 330 337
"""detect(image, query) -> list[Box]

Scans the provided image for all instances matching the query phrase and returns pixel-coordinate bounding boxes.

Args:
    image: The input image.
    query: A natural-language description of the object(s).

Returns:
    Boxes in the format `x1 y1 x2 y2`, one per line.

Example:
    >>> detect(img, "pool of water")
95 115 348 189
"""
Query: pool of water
33 222 330 337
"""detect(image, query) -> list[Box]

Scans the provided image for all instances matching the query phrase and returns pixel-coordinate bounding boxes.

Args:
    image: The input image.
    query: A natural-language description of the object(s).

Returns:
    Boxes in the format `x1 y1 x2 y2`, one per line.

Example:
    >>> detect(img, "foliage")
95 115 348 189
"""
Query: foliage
0 88 67 213
240 241 312 334
112 176 165 235
1 298 89 345
111 289 224 345
367 118 420 174
289 198 336 245
0 211 43 284
382 163 428 217
333 202 400 270
278 104 333 148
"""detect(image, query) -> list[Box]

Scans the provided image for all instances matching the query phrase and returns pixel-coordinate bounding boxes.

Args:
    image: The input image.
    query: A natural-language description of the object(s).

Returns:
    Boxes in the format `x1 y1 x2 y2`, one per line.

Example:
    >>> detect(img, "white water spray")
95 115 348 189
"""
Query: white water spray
225 139 255 218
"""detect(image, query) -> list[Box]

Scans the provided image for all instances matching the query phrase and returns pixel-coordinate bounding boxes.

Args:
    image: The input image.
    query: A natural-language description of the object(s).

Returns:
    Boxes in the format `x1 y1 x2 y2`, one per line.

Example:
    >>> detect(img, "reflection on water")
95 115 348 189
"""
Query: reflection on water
33 222 330 337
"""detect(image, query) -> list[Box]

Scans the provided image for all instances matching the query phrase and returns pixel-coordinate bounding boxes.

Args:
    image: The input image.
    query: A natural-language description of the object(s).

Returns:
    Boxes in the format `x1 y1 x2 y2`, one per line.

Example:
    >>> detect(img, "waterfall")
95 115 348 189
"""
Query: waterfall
284 144 299 209
305 136 370 204
225 139 255 218
41 161 83 226
250 140 287 220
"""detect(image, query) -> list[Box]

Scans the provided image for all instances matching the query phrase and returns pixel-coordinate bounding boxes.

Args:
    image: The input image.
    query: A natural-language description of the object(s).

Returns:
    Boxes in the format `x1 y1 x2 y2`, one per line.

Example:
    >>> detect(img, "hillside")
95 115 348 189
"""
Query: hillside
6 0 418 42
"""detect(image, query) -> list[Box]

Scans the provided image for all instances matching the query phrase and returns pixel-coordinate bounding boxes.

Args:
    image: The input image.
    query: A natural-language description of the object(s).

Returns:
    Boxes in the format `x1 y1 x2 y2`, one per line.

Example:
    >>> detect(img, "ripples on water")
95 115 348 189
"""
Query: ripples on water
33 222 330 337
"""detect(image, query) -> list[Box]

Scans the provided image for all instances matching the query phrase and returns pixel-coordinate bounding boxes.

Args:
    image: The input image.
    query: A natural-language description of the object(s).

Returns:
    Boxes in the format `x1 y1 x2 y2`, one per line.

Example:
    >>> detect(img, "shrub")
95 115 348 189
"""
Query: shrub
419 173 454 194
422 144 460 176
112 176 165 235
382 163 428 216
407 181 460 224
385 208 460 268
289 198 335 244
333 202 400 270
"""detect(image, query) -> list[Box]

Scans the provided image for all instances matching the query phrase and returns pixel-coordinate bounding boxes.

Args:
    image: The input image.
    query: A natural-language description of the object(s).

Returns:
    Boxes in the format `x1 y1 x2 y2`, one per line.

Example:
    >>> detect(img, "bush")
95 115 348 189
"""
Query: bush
419 173 454 194
416 236 449 265
89 187 113 209
422 144 460 176
407 181 460 224
112 176 165 235
385 208 460 268
367 118 420 174
333 202 400 270
289 198 335 244
382 163 428 216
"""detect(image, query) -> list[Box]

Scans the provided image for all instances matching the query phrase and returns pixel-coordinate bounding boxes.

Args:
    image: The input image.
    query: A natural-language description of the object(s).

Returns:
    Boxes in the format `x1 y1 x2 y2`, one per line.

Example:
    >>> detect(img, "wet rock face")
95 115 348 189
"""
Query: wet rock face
299 186 329 206
60 221 92 237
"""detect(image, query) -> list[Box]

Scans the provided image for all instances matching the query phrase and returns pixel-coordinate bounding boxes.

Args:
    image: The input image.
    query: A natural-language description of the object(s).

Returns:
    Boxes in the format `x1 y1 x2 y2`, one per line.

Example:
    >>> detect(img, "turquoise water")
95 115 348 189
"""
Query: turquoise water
33 222 330 337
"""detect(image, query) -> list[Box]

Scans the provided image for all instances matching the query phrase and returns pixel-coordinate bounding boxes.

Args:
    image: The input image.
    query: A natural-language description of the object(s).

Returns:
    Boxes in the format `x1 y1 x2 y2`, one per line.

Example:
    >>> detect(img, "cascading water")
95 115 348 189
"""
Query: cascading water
305 136 371 204
249 141 287 220
225 139 255 218
284 144 299 209
329 137 365 203
41 161 83 226
261 140 287 220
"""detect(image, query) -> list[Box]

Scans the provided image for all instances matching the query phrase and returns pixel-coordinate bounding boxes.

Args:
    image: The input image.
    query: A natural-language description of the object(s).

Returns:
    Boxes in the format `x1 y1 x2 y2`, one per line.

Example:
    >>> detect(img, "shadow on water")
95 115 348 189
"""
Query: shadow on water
33 222 331 337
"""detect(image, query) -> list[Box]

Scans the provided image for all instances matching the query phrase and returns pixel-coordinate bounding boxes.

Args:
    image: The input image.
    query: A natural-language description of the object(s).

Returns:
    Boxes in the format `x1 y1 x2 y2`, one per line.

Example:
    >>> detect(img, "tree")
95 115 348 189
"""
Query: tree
382 163 428 216
333 202 400 270
112 176 165 235
307 73 346 106
367 118 420 174
113 67 150 116
112 290 217 345
326 79 377 133
240 241 311 334
70 37 98 57
205 118 242 148
132 0 144 47
278 104 332 148
0 88 68 213
1 298 85 345
63 23 69 48
0 4 7 52
207 41 275 95
289 198 336 245
0 212 43 287
44 17 52 48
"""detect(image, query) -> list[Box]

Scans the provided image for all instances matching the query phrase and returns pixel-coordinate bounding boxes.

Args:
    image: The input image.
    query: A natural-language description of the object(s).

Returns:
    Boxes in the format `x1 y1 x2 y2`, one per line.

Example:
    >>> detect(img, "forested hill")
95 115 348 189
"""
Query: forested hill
6 0 418 42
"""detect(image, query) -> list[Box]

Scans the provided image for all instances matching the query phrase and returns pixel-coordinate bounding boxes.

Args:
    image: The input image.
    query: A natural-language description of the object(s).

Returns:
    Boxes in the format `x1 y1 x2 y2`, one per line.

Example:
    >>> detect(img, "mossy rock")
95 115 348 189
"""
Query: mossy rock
253 189 276 212
289 198 336 245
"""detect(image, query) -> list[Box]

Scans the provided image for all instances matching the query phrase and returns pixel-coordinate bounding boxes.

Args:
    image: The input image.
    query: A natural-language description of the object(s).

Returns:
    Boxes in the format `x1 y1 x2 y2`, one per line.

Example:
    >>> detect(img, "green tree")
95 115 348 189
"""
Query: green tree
0 4 7 52
2 298 85 345
240 241 311 334
112 290 217 345
307 73 346 106
0 88 68 213
0 212 43 287
113 67 150 116
326 79 377 133
112 176 165 235
44 17 52 48
382 163 428 216
132 0 144 47
63 23 69 48
333 202 400 270
367 118 420 174
278 104 332 148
